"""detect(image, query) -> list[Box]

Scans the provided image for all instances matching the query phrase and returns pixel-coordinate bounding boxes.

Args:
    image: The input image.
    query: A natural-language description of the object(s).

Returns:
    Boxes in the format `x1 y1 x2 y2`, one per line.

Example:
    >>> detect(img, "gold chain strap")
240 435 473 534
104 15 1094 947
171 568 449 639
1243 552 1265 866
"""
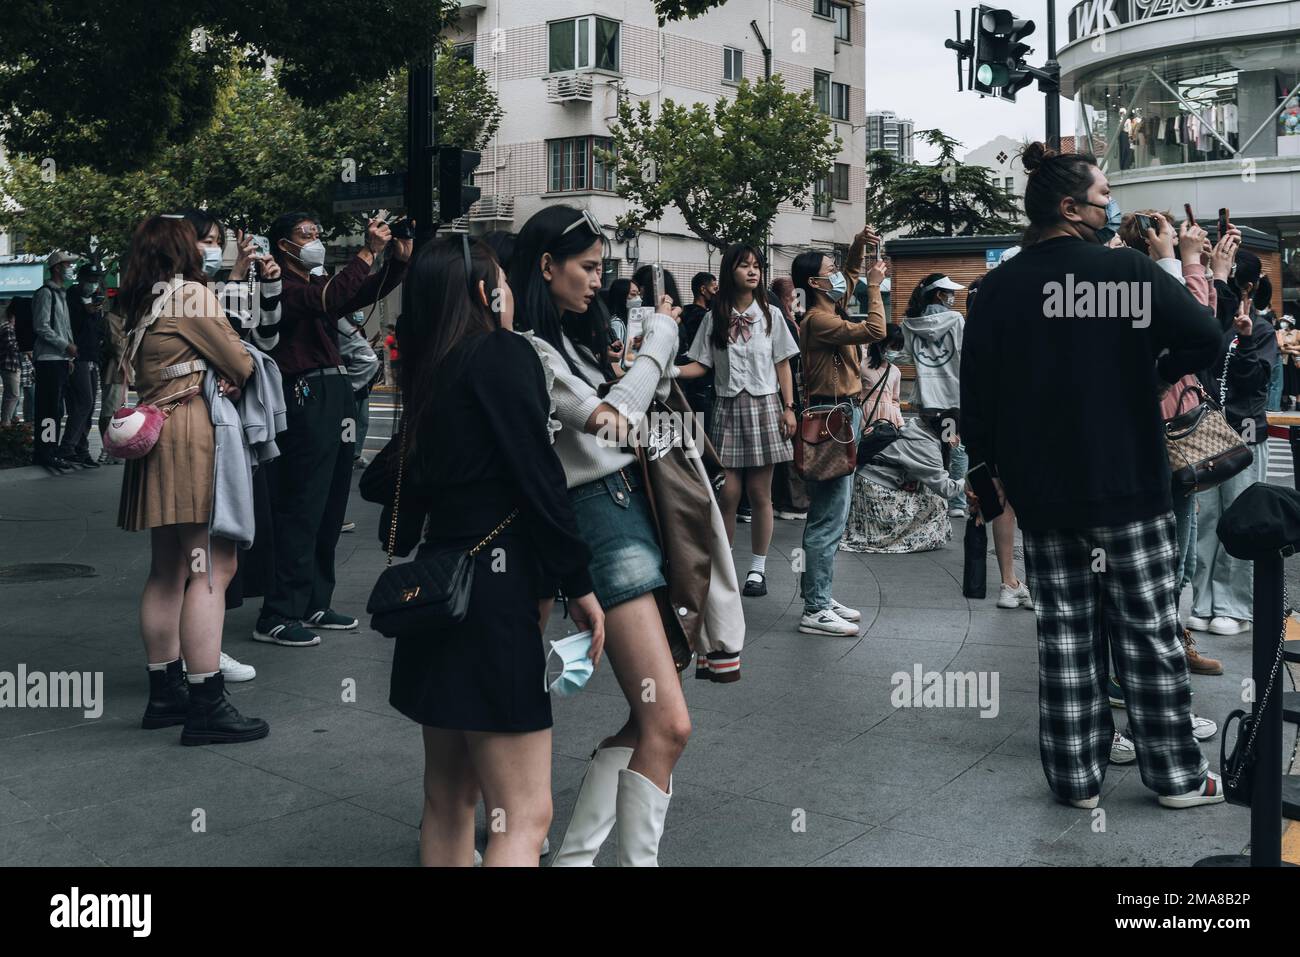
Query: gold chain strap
384 418 517 566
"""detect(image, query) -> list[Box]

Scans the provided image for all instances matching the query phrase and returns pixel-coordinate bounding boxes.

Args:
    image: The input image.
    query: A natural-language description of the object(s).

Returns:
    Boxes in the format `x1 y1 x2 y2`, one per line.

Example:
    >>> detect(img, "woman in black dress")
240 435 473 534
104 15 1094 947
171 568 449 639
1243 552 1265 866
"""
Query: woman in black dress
386 237 604 866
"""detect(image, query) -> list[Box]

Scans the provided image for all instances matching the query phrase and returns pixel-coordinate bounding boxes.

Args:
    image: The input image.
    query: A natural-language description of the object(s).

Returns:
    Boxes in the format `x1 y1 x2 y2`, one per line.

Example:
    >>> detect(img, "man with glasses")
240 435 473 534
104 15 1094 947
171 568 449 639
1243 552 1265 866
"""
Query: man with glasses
254 213 411 648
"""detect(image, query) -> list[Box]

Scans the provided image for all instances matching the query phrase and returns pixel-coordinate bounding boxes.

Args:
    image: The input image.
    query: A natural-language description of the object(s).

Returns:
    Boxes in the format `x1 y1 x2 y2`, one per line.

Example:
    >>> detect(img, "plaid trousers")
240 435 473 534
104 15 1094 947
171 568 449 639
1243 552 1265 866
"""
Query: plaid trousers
1023 513 1207 801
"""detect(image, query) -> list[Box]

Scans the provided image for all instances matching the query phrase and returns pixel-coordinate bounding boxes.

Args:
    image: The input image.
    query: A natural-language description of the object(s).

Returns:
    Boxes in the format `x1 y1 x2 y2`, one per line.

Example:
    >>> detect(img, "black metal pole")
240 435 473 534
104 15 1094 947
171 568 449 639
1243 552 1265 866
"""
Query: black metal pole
406 48 438 251
1044 0 1060 150
1250 553 1284 867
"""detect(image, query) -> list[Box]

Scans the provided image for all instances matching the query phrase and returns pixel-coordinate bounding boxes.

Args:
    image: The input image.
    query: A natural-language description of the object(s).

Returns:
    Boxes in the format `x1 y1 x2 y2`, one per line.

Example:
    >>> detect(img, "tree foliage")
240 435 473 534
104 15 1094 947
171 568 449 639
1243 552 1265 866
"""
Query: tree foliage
864 129 1023 238
606 77 839 251
0 54 502 263
0 0 461 173
653 0 731 22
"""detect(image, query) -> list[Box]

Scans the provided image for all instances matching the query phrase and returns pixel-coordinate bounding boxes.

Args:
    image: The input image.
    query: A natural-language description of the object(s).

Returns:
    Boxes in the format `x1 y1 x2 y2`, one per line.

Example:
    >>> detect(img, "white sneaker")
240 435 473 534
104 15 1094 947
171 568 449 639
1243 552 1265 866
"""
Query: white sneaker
1186 615 1211 632
1109 731 1137 765
1157 770 1225 809
997 581 1033 609
829 599 861 623
1208 616 1250 636
1191 714 1217 741
219 651 256 682
1069 795 1100 809
799 608 859 637
948 507 967 518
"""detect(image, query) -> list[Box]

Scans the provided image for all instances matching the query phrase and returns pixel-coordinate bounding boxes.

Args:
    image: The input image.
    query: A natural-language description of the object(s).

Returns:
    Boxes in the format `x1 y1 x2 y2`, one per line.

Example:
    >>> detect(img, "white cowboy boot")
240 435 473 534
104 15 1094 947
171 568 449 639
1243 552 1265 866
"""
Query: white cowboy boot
550 746 633 867
615 768 672 867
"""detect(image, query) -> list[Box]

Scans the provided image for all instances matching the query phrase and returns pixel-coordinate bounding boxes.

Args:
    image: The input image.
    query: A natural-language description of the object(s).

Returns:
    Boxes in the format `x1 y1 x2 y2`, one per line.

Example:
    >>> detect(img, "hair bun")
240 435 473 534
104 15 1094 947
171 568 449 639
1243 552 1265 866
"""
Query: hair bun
1020 141 1057 174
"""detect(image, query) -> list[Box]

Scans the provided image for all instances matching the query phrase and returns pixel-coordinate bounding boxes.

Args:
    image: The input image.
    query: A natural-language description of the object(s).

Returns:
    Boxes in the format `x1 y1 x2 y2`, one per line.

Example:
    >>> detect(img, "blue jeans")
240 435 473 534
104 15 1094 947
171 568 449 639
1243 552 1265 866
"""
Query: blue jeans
801 403 862 614
1172 488 1196 590
948 442 969 511
1191 443 1268 621
1268 359 1284 412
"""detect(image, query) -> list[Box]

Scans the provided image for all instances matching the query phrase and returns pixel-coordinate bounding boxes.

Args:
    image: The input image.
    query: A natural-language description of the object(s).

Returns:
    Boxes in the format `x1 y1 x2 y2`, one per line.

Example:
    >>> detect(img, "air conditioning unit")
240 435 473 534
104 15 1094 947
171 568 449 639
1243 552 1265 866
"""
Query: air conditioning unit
459 0 487 12
468 196 515 222
546 73 594 104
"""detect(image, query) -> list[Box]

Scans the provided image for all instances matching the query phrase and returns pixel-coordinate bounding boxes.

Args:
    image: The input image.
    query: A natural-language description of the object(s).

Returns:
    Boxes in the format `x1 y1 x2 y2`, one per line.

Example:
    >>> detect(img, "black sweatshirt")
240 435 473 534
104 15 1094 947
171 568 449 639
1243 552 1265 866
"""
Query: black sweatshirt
1198 279 1277 445
961 236 1221 532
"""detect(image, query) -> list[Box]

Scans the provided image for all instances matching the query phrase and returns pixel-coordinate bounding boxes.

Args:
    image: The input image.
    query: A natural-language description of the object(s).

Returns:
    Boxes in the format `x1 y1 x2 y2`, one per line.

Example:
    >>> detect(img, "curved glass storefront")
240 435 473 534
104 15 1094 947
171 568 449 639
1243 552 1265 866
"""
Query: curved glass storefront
1074 36 1300 171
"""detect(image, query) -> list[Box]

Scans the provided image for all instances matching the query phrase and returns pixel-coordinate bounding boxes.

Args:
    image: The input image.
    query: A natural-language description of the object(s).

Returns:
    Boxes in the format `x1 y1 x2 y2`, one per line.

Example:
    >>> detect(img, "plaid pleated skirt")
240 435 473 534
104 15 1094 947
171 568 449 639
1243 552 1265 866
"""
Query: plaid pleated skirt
709 390 792 468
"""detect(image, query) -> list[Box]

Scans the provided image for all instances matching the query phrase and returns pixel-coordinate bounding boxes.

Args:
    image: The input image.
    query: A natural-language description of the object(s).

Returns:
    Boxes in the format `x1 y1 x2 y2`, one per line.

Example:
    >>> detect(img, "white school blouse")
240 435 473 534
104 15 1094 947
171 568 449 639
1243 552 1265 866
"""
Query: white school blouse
686 301 799 399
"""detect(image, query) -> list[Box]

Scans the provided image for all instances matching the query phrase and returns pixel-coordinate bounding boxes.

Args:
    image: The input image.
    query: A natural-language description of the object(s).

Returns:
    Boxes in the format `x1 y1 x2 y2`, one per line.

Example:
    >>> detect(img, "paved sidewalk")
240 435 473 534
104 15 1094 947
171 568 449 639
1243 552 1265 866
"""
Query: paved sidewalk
0 463 1292 866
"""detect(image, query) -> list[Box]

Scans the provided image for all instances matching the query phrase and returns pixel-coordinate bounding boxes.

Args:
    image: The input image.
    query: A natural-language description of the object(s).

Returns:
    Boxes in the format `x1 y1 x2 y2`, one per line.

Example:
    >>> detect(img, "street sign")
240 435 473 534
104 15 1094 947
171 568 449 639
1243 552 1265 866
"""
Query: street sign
333 173 406 213
986 248 1009 270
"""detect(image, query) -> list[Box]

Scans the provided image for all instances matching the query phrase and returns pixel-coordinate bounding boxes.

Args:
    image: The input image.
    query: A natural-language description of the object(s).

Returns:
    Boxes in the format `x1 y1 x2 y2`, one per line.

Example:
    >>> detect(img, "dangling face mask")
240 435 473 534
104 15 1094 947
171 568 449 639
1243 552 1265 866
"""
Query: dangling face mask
815 271 848 302
545 631 594 698
1084 198 1123 244
200 245 223 278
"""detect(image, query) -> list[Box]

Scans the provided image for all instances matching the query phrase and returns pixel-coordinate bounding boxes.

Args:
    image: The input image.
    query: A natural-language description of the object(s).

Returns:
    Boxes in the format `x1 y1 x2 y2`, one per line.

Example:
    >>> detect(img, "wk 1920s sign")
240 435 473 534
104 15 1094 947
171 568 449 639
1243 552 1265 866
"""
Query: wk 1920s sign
1067 0 1273 43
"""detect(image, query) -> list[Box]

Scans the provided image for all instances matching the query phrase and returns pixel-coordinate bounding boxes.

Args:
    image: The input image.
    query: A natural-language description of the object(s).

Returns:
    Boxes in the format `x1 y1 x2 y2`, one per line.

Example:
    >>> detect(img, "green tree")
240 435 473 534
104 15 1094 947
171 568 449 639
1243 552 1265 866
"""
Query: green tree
653 0 731 22
606 77 839 251
865 129 1023 238
0 0 460 173
0 55 503 262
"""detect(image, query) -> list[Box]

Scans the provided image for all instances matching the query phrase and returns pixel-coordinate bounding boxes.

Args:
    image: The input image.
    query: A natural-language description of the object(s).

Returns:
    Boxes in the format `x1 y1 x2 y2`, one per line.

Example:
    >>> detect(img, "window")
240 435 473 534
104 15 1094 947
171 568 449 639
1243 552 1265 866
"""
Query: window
814 175 834 218
814 0 833 17
452 42 474 64
548 136 616 193
814 71 830 114
832 81 850 121
549 16 620 73
723 46 743 84
831 3 851 41
833 163 850 201
1004 177 1015 194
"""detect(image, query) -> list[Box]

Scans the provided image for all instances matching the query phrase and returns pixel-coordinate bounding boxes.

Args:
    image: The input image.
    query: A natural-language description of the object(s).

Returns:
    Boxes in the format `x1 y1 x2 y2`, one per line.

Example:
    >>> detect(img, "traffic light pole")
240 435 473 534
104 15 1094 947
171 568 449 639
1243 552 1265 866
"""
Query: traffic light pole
1042 0 1060 151
407 47 438 251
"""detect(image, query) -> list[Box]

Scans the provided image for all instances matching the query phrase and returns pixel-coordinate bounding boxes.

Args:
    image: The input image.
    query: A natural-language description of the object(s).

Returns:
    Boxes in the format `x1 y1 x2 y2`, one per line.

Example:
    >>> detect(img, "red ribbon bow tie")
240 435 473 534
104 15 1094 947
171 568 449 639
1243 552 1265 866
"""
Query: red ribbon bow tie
728 311 757 343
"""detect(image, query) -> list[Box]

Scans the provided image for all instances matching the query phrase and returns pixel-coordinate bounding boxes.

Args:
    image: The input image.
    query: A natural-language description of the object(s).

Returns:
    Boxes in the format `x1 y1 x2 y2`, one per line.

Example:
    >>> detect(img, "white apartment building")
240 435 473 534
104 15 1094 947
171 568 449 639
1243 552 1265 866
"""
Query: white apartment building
964 134 1028 209
448 0 867 285
866 109 913 163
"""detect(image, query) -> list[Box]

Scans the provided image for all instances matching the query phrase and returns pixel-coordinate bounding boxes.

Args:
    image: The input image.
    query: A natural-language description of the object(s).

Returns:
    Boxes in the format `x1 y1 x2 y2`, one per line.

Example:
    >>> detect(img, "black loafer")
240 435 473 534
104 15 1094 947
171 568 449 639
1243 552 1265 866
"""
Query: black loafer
743 573 767 597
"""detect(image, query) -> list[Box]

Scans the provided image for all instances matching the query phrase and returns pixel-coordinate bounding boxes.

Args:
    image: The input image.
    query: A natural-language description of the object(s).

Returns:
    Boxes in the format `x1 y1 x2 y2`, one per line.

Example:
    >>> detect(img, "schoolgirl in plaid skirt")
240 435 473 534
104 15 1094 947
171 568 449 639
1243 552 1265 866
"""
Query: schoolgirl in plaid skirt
679 244 799 596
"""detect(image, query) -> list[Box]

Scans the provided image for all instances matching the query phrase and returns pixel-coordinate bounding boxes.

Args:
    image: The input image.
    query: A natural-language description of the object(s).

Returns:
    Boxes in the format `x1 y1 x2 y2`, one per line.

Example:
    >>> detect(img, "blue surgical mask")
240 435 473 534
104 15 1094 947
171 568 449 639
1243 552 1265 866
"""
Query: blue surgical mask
819 271 848 302
200 245 223 278
545 631 594 698
1087 199 1123 244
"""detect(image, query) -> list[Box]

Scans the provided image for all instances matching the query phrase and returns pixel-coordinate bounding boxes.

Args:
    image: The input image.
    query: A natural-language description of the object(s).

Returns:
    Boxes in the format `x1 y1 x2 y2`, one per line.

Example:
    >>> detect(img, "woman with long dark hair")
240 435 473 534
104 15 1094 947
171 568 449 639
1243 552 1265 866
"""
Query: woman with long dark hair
678 244 799 596
510 205 733 866
385 236 604 866
790 226 886 636
116 215 267 745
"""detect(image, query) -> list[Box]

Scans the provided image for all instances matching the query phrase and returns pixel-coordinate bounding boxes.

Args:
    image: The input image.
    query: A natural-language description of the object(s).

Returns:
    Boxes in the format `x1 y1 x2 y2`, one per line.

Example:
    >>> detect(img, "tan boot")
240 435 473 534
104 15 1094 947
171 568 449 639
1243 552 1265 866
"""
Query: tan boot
1182 629 1223 676
615 768 672 867
550 746 633 867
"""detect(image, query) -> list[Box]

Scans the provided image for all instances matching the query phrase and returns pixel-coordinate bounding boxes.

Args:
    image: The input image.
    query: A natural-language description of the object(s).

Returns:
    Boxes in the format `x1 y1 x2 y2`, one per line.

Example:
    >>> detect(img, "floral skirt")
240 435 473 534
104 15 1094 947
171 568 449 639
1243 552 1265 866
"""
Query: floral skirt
839 474 951 554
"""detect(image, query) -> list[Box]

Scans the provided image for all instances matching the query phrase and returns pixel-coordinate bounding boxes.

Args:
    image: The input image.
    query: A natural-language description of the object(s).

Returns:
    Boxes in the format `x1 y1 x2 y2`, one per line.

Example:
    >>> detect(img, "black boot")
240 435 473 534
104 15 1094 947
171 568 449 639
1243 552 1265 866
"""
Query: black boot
180 673 270 746
142 660 190 729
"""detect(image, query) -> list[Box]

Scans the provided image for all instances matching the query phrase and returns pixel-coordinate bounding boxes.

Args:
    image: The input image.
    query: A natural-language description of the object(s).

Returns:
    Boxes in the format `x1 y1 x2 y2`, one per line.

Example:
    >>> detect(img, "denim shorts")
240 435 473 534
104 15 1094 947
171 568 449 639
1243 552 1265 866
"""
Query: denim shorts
568 467 667 609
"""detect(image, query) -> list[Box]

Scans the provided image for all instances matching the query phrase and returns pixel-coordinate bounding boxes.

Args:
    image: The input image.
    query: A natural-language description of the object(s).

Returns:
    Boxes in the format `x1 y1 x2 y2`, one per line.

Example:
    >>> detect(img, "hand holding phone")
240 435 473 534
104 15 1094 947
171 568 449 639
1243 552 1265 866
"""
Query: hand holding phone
1218 207 1230 238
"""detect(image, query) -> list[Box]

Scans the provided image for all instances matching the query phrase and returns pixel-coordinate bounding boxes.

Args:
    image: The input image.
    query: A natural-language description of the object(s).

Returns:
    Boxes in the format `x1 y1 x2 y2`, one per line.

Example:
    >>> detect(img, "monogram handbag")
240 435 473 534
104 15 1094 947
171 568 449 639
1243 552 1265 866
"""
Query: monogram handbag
366 422 516 639
794 353 858 481
856 360 901 467
1164 346 1253 494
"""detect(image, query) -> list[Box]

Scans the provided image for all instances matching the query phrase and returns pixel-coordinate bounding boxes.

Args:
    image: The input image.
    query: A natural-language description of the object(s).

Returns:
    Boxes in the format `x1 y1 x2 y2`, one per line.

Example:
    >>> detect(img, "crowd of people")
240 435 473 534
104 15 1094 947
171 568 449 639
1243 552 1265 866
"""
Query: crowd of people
2 135 1283 864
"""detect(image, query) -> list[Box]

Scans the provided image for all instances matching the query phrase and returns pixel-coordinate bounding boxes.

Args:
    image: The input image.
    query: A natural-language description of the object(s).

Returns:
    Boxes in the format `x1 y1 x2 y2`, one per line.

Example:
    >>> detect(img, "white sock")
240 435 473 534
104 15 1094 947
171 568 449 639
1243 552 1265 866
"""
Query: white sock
187 671 218 684
147 658 179 672
749 554 767 576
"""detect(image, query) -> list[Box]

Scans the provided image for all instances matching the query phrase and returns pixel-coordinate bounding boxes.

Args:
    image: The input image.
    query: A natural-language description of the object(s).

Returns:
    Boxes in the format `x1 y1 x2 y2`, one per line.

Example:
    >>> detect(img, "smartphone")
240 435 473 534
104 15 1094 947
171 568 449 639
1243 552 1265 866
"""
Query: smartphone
1135 214 1154 235
1218 207 1230 237
1183 203 1196 226
965 462 1004 523
251 235 270 256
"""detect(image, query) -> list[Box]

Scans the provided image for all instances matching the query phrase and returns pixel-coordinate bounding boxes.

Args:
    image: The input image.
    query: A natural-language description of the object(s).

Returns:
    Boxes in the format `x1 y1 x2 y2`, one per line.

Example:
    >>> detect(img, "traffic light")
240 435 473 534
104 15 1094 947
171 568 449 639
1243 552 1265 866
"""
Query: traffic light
972 6 1036 101
437 147 482 223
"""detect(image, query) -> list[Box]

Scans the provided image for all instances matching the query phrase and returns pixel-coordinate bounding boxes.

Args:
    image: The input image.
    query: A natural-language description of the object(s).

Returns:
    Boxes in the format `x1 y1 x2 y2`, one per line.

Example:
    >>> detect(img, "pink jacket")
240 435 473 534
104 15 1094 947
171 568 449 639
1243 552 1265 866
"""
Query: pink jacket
860 360 903 428
1159 263 1217 420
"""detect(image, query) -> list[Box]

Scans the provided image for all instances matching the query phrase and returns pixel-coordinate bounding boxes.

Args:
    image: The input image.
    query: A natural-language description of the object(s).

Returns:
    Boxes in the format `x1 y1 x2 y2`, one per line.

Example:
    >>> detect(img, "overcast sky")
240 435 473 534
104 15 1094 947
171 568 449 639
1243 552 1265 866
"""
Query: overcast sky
866 0 1077 163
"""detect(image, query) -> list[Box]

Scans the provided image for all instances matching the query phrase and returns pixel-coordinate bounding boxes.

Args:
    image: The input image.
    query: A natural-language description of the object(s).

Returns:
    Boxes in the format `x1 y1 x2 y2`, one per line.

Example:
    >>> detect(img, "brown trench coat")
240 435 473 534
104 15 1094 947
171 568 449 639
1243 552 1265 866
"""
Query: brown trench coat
118 282 255 531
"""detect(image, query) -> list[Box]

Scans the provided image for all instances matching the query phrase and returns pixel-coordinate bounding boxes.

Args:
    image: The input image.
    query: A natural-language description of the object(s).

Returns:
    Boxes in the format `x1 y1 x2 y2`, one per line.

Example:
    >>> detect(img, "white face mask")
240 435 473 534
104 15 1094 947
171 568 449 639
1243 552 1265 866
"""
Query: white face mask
287 238 326 269
200 245 223 278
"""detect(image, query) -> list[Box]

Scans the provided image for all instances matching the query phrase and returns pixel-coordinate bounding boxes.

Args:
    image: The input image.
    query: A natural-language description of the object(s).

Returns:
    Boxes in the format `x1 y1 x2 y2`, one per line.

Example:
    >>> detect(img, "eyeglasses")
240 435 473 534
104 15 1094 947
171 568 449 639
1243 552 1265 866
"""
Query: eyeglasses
293 225 321 240
561 209 605 240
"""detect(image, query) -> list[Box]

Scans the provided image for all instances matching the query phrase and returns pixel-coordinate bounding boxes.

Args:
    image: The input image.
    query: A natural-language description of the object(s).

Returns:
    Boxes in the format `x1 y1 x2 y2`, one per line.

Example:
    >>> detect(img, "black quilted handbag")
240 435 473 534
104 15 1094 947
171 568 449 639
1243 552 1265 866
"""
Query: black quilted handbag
366 423 516 639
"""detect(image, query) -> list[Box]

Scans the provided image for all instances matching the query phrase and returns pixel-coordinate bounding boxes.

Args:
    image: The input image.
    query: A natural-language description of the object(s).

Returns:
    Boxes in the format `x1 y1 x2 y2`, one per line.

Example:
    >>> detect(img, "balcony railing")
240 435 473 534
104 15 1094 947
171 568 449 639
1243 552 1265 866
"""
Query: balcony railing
468 196 515 222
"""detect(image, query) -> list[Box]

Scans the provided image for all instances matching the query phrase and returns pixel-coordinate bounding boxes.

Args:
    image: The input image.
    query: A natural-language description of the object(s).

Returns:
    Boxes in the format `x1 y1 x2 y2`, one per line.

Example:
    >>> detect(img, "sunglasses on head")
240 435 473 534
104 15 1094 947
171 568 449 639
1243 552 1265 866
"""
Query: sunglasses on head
561 209 605 239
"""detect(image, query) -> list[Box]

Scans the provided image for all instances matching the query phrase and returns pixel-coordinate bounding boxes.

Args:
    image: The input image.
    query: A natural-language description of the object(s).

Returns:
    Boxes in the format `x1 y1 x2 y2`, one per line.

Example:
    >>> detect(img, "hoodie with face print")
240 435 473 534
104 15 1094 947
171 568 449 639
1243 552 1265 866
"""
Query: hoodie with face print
902 303 964 411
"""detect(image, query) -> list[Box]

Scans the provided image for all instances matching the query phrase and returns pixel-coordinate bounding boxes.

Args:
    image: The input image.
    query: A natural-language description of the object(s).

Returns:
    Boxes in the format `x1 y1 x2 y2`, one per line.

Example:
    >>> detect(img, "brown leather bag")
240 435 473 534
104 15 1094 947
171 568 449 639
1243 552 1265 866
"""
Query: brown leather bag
793 353 858 481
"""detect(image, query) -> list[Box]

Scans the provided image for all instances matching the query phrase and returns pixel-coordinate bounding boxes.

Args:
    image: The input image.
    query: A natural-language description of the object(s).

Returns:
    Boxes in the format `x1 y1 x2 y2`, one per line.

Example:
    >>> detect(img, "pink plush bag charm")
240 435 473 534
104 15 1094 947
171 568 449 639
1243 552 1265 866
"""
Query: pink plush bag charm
102 284 199 460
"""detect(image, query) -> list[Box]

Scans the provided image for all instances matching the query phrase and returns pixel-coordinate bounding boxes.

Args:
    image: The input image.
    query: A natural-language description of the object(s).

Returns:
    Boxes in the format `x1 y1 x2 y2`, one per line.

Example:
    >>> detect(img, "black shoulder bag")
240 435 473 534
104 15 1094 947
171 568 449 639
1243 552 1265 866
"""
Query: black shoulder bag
366 421 517 639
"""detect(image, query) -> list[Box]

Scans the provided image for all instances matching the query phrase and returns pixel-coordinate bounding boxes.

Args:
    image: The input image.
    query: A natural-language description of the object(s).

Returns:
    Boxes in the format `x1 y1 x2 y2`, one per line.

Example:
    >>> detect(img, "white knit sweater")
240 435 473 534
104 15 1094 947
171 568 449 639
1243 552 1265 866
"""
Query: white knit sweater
527 312 680 488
